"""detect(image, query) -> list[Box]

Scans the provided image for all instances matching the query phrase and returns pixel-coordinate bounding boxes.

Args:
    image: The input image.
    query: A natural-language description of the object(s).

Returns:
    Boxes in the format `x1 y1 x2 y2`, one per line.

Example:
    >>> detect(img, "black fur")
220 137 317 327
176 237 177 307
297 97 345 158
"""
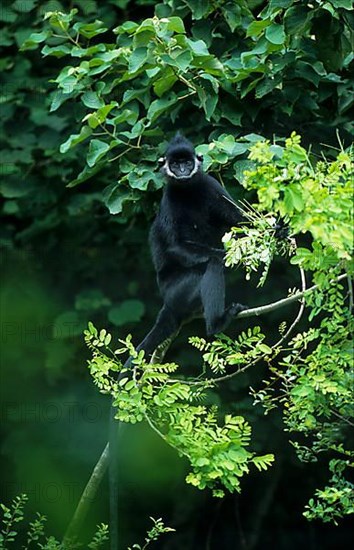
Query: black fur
138 134 246 358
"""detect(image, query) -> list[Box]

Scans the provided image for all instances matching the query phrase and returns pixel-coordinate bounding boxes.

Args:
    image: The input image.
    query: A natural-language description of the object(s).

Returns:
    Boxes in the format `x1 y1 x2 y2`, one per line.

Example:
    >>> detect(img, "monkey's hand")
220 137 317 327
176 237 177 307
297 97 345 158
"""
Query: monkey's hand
273 218 290 240
228 302 248 317
167 244 210 267
186 241 225 260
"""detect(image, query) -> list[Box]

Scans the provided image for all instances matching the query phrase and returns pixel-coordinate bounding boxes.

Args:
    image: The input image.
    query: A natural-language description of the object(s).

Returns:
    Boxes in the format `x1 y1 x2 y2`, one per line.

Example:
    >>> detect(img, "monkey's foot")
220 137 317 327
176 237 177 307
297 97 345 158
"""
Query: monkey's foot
229 302 248 317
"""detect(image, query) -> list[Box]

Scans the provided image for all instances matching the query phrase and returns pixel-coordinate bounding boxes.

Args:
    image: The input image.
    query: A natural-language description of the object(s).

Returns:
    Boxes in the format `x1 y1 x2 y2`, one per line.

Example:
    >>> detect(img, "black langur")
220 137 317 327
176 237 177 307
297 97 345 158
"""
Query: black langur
110 134 246 550
137 133 246 356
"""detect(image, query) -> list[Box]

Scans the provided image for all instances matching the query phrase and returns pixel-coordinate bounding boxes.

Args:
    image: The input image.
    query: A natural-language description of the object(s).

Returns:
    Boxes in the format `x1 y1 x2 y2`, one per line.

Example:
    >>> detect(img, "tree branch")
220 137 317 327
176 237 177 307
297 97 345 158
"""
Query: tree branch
235 273 347 319
63 443 109 544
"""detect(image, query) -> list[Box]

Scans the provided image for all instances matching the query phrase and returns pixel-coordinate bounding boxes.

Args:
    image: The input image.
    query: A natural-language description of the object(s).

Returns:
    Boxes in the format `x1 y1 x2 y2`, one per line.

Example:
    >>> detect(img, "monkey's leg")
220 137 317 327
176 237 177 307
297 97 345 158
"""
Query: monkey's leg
201 260 246 335
137 305 181 358
201 260 228 335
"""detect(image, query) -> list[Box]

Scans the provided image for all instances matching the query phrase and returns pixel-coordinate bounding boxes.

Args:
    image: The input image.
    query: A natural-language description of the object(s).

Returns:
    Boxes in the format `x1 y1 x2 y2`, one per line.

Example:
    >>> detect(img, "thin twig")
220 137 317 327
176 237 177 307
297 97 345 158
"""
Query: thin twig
330 409 354 427
347 274 353 311
272 264 306 349
236 273 347 320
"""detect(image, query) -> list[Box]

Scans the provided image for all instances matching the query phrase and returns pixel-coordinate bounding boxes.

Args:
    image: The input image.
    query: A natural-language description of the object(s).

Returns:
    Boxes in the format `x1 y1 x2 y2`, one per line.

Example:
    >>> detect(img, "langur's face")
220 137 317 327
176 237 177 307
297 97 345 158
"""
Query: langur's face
159 152 203 180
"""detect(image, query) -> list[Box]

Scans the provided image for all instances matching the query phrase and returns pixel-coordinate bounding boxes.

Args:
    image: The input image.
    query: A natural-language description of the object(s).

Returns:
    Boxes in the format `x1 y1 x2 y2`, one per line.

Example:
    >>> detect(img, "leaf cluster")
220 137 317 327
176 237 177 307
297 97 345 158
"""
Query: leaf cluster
240 135 354 522
0 494 108 549
128 517 175 550
84 323 275 498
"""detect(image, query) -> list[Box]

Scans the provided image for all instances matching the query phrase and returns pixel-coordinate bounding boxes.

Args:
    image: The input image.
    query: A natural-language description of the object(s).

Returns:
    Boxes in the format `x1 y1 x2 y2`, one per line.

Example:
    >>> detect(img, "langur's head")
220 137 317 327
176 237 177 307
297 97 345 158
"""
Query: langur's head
158 133 203 181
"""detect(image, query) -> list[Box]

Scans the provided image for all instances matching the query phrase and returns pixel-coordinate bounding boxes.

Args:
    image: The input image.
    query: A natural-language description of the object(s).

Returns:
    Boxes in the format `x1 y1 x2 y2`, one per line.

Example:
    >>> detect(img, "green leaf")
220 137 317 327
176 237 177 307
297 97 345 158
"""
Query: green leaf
166 17 185 34
246 19 271 38
20 30 51 50
252 454 275 471
147 94 179 122
258 344 272 354
73 20 108 39
50 90 75 112
174 50 193 71
102 184 137 215
186 38 210 56
284 185 304 213
114 20 139 34
329 0 353 8
82 91 104 109
54 311 86 338
128 47 148 73
153 69 178 97
234 160 255 183
185 0 212 19
244 133 266 142
284 6 313 35
13 0 37 12
265 24 286 45
0 179 33 199
223 5 242 32
44 9 78 32
255 76 280 98
221 101 243 126
112 108 139 126
66 164 103 188
128 167 159 190
41 44 72 58
60 126 92 153
83 102 118 128
86 139 110 167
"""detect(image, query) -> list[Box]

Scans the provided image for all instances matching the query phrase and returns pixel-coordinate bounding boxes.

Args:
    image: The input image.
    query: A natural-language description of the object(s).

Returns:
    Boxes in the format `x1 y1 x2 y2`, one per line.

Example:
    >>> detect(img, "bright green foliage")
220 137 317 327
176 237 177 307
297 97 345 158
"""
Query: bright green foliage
223 209 294 286
128 517 175 550
303 459 354 524
245 134 353 260
0 494 27 547
87 524 109 550
224 134 353 280
84 324 275 497
0 495 108 549
225 135 353 522
189 328 272 374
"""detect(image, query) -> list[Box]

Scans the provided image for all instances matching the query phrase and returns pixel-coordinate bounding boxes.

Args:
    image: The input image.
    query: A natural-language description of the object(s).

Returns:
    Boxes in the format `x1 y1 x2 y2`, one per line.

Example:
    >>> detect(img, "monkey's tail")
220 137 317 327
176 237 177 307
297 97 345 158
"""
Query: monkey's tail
110 403 127 550
109 402 119 550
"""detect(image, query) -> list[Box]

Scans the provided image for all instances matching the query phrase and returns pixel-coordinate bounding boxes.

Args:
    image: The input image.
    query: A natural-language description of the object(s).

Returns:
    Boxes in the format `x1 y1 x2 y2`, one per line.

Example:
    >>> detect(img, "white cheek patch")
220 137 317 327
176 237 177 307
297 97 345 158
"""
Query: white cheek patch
163 157 202 179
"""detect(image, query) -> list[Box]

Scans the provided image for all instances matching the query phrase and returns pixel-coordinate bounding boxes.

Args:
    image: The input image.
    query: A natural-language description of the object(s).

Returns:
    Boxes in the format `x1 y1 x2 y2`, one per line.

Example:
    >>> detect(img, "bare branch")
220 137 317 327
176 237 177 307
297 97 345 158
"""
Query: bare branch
63 443 109 544
236 273 347 319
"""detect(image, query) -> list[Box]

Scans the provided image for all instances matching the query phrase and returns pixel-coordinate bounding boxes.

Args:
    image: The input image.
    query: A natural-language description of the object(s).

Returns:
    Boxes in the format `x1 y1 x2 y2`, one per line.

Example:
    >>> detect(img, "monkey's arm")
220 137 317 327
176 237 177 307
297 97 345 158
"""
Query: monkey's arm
185 241 225 260
166 243 211 267
207 175 245 227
